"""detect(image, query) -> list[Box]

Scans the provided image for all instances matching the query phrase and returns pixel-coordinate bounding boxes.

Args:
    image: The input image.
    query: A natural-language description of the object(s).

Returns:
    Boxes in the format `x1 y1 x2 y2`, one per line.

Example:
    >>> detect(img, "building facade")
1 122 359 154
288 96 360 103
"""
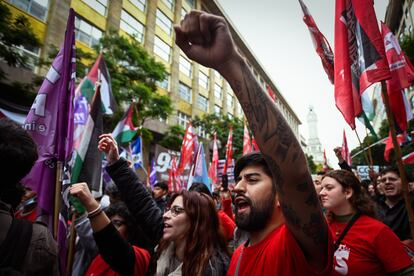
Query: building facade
2 0 301 139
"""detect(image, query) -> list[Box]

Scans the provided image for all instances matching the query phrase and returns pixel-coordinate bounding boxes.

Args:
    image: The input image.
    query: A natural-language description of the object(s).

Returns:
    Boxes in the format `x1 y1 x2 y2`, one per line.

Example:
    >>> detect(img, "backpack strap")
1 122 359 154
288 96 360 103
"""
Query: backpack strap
0 219 33 271
334 212 361 251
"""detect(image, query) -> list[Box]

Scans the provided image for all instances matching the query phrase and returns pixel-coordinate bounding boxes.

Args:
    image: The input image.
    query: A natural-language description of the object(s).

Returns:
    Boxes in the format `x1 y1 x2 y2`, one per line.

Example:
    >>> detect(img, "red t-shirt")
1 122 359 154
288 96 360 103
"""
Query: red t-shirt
329 215 413 275
86 245 150 276
227 224 333 276
218 210 236 240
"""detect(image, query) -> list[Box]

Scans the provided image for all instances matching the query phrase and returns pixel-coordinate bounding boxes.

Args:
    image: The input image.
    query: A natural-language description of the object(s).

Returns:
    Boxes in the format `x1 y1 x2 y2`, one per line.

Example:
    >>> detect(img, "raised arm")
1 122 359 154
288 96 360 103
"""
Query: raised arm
175 11 329 268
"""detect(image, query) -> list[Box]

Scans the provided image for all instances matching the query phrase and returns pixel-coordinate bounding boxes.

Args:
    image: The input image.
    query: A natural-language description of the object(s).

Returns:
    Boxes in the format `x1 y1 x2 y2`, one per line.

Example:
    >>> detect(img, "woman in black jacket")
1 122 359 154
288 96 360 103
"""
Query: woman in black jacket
98 134 230 275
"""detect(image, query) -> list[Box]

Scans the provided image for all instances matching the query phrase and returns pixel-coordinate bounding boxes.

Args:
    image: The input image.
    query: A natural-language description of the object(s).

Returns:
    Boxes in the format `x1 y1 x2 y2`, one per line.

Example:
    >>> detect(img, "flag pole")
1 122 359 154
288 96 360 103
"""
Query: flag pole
364 127 374 168
53 161 63 239
353 129 371 167
381 80 414 240
66 213 77 276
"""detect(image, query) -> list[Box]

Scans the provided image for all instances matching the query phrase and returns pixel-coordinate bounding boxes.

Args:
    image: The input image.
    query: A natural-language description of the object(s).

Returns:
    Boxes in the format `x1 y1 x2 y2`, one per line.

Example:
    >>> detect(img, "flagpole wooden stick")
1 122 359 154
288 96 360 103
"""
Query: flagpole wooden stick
53 161 63 239
364 127 374 168
381 80 414 240
66 213 77 276
354 129 371 167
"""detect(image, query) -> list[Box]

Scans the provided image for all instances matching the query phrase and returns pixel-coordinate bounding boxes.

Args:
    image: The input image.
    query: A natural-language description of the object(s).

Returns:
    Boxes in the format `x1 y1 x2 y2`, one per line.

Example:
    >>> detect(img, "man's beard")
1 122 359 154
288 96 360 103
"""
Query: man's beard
235 191 276 232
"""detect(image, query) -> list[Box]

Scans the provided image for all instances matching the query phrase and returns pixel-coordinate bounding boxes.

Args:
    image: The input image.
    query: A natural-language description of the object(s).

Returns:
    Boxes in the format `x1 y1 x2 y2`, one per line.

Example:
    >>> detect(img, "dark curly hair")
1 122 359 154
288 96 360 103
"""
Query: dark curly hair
323 170 377 219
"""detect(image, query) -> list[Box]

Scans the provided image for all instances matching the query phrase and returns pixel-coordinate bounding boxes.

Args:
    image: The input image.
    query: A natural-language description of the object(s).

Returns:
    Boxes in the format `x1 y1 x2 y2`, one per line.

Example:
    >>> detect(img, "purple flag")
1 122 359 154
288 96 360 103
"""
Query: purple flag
150 159 157 187
22 9 76 224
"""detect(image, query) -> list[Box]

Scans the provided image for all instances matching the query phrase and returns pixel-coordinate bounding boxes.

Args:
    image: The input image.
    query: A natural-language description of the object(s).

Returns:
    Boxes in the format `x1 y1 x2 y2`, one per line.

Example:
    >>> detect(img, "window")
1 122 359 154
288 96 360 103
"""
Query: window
214 105 221 115
75 17 103 47
227 113 233 119
11 0 49 21
214 70 222 80
129 0 146 12
156 9 173 35
198 71 208 89
197 95 208 111
186 0 195 8
197 126 206 138
157 74 170 90
227 93 234 107
214 84 222 99
181 8 187 20
178 112 190 128
15 46 40 71
179 82 192 102
120 10 144 42
179 55 192 77
83 0 107 16
154 36 171 62
162 0 174 10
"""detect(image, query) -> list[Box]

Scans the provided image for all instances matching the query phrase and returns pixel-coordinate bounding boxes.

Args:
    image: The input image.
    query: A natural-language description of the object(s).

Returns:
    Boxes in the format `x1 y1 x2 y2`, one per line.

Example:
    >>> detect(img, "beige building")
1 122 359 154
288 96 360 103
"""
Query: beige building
2 0 301 139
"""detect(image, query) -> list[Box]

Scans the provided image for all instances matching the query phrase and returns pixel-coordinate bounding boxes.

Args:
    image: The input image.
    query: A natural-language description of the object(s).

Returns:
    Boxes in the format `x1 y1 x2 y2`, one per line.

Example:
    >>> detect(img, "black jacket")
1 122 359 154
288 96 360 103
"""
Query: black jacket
106 158 164 249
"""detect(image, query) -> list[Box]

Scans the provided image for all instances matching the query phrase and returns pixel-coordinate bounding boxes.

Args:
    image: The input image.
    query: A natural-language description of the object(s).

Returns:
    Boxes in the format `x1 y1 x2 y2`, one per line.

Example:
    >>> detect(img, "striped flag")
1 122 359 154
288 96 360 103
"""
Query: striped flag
342 130 352 165
177 122 196 176
149 159 157 187
243 123 252 155
188 143 210 191
168 156 181 192
223 128 233 175
112 103 139 146
131 136 143 170
208 133 219 185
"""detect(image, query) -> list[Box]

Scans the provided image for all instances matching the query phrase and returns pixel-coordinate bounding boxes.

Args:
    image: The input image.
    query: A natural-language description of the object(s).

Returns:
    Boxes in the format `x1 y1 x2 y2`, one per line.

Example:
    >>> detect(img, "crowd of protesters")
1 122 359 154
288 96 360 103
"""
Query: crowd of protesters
2 9 414 276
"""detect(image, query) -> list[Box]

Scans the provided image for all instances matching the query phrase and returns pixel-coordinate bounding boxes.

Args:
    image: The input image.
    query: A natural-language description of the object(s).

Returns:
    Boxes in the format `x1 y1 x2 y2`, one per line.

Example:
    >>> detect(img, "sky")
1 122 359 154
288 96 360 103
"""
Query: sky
216 0 388 168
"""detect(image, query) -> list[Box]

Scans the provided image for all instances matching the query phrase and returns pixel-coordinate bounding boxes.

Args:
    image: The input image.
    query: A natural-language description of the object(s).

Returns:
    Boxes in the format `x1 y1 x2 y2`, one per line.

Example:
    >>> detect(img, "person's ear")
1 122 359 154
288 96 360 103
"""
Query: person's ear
345 187 353 200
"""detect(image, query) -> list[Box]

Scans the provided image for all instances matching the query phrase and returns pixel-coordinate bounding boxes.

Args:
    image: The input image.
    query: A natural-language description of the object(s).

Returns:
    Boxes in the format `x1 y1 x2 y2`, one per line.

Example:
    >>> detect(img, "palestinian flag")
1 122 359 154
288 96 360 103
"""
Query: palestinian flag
71 86 103 195
112 103 139 146
76 53 116 115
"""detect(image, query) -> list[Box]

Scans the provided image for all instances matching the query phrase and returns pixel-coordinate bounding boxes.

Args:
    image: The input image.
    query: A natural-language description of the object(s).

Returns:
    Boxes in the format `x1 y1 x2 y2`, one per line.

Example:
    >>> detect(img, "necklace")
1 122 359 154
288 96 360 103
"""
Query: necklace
333 213 354 237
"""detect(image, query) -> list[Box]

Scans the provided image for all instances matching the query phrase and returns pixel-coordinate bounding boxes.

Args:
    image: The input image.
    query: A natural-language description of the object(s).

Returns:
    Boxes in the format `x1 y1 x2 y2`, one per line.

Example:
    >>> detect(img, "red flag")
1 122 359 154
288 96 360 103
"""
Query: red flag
177 123 196 176
342 130 352 165
252 136 259 152
208 133 219 185
299 0 334 84
223 128 233 175
168 156 182 192
323 149 329 172
266 84 277 102
403 152 414 164
384 132 406 162
382 22 414 132
334 0 391 129
243 123 252 155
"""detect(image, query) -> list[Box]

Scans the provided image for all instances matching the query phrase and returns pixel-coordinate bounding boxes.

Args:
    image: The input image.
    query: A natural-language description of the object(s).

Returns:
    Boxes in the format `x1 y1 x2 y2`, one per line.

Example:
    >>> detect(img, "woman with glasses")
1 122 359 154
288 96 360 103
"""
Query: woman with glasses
319 170 414 275
98 134 230 275
70 183 151 276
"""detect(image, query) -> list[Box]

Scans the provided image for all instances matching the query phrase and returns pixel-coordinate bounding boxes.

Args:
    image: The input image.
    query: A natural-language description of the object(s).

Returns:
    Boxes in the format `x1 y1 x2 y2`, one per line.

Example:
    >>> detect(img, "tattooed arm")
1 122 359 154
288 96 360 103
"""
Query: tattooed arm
175 11 330 270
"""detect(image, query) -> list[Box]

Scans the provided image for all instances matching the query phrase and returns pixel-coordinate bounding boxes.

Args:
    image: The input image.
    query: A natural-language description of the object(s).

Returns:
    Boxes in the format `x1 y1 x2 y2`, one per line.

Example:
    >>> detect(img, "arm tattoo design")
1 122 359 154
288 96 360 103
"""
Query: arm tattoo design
302 213 328 245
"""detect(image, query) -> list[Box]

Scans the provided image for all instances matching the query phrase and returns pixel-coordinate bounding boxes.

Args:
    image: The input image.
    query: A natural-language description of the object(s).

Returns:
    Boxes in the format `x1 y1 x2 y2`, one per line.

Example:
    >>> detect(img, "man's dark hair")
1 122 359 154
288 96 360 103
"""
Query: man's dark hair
0 119 38 206
154 181 169 192
379 166 400 177
188 182 212 198
316 171 326 176
234 152 272 180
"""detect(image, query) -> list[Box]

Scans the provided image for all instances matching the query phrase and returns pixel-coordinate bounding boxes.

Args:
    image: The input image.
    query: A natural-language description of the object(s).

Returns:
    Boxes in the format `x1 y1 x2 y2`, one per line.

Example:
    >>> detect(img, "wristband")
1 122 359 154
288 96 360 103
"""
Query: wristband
87 204 102 219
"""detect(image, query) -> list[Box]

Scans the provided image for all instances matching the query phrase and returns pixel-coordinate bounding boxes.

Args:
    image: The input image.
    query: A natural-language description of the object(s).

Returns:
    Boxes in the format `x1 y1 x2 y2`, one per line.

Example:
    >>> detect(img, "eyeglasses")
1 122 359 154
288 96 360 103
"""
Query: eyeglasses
165 205 185 217
111 219 126 228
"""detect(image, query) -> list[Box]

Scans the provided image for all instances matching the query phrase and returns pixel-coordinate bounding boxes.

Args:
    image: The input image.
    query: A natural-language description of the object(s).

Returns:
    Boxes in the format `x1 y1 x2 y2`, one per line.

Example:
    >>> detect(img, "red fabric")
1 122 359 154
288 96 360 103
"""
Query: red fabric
223 128 233 175
329 215 413 275
221 197 234 221
177 123 196 176
342 130 352 166
403 152 414 164
208 133 219 185
14 209 37 222
251 137 259 152
168 156 181 192
218 210 236 241
227 224 333 276
266 84 277 101
382 22 414 132
384 133 405 162
86 246 150 276
243 124 252 155
334 0 390 129
299 0 334 84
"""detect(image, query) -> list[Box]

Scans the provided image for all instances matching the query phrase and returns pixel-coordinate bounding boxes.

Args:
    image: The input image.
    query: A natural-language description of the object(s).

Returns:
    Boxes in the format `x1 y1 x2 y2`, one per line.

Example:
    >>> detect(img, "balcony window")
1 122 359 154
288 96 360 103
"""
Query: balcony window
177 111 190 128
179 55 192 77
227 93 234 107
179 82 191 102
75 17 103 47
129 0 146 12
214 83 222 100
156 9 173 36
197 94 208 111
214 105 221 115
120 10 144 42
198 71 208 89
157 74 169 90
83 0 107 16
154 36 171 62
10 0 49 21
161 0 174 10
